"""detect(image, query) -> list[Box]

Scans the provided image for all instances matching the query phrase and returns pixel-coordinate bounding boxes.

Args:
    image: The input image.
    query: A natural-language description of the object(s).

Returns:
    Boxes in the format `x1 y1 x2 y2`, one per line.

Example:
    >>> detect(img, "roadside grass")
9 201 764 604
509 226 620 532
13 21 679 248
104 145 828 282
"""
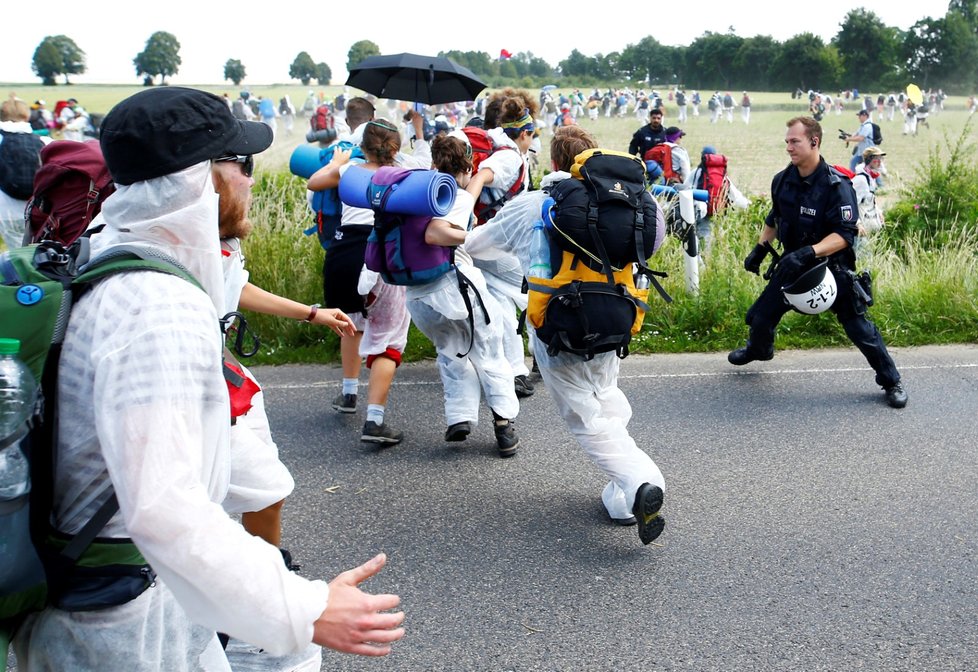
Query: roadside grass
2 83 975 363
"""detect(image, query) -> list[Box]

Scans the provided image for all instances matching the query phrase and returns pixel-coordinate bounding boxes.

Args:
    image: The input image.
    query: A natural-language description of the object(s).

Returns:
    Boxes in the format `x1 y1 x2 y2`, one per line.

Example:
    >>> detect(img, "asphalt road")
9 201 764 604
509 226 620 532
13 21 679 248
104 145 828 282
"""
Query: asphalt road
253 344 978 672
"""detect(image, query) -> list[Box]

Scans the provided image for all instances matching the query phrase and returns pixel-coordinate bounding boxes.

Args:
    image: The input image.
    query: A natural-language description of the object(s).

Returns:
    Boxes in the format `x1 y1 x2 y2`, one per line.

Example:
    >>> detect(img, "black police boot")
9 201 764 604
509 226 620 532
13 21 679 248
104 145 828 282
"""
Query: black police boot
884 382 908 409
727 346 774 366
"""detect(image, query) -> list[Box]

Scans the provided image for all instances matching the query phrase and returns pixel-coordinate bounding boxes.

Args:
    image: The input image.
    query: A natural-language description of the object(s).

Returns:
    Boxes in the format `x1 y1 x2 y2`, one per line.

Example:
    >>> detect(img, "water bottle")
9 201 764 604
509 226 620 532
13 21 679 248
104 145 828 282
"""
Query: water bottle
0 338 37 500
633 264 651 289
528 219 551 280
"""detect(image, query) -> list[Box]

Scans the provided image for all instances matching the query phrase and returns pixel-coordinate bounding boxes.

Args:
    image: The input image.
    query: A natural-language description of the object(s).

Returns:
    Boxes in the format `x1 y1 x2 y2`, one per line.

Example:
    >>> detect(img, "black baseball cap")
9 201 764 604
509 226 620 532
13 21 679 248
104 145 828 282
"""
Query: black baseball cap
100 87 273 185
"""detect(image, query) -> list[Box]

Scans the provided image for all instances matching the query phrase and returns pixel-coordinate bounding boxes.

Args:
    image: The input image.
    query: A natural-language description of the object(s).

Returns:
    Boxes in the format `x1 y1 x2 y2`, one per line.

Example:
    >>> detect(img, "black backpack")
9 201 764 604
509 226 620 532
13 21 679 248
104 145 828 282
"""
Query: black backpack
870 122 883 145
526 150 669 361
0 131 45 200
548 149 662 279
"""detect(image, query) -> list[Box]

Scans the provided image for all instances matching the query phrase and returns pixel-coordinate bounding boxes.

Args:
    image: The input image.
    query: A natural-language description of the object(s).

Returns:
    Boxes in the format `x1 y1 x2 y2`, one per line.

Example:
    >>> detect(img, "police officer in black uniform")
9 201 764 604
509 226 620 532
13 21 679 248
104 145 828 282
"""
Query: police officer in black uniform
728 116 908 409
628 107 668 159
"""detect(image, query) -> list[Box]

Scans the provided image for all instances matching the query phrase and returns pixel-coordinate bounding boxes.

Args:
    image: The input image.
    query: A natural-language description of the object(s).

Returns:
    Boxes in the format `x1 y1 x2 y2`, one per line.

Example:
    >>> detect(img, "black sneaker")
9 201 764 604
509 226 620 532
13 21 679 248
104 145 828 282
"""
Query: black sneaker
632 483 665 545
514 374 535 398
727 347 774 366
884 382 908 409
361 420 403 445
445 421 471 442
332 393 357 413
493 420 520 457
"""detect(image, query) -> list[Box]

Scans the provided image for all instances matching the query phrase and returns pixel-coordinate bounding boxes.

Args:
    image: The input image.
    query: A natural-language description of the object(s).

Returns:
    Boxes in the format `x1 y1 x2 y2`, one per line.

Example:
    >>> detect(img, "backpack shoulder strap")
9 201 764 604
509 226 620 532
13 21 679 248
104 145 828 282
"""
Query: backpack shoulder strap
76 245 203 291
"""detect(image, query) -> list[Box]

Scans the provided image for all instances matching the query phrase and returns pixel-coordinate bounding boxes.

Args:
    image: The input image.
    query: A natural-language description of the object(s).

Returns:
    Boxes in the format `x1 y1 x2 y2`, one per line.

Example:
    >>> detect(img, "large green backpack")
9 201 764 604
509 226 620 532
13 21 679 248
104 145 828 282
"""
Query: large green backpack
0 240 201 663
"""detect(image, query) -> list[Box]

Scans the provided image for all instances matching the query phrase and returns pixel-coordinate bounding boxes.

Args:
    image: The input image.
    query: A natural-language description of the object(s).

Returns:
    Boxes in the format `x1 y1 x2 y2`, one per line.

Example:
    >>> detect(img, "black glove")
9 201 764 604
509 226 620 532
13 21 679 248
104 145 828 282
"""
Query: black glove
776 245 816 281
744 243 769 275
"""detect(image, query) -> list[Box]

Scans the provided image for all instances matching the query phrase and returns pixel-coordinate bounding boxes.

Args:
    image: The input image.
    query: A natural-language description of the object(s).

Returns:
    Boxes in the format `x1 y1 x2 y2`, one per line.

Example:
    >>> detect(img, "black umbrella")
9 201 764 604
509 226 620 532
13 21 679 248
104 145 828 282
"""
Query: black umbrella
345 53 486 105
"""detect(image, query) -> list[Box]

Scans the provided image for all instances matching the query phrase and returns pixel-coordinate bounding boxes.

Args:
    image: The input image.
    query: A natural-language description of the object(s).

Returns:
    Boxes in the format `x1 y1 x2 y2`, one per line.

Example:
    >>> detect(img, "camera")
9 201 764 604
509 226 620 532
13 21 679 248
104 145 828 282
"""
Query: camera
305 128 337 144
838 129 848 141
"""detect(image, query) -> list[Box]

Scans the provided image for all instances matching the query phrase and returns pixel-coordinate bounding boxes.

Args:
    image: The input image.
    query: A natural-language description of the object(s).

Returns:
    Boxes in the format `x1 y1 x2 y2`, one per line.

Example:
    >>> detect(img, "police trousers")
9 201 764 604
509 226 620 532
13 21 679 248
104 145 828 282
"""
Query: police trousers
743 266 901 387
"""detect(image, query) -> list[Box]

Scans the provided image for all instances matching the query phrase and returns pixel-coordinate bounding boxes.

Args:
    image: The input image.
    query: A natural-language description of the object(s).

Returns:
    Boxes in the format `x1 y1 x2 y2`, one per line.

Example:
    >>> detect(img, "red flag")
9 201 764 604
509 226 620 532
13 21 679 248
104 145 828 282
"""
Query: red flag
499 49 512 60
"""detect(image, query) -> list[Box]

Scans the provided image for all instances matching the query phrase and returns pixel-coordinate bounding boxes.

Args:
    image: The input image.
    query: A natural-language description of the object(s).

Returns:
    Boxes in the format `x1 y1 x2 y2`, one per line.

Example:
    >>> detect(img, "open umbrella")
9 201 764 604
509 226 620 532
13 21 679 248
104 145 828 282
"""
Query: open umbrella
906 84 923 106
345 53 486 105
541 84 558 92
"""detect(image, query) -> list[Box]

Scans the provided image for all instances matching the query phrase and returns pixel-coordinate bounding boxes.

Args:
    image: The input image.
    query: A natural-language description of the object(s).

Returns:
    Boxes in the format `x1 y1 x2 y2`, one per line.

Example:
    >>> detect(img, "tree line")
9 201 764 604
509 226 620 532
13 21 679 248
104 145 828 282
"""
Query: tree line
28 4 978 93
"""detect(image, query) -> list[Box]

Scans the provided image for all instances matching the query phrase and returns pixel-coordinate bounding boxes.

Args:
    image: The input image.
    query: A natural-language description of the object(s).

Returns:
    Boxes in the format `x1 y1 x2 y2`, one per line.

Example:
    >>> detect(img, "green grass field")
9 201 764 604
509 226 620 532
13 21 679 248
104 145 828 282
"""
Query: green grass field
3 83 976 362
4 83 974 199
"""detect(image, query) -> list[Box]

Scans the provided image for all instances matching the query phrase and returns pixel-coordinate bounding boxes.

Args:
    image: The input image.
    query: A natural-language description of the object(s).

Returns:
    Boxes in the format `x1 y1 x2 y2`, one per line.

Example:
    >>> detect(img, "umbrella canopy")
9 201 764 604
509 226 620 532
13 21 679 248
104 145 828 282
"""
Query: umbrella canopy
906 84 923 106
541 84 558 91
345 53 486 105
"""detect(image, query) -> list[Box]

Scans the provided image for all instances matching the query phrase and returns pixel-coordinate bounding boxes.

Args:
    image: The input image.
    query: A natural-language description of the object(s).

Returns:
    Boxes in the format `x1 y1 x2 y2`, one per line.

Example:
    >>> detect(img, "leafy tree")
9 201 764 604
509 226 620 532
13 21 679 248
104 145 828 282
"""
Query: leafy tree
685 32 744 90
618 36 676 84
347 40 380 71
224 59 246 86
133 31 181 85
947 0 978 28
440 51 494 78
770 33 840 92
833 9 900 89
289 52 316 85
315 62 332 86
31 35 86 85
940 8 978 90
732 36 779 90
32 40 63 86
558 49 595 79
902 18 946 87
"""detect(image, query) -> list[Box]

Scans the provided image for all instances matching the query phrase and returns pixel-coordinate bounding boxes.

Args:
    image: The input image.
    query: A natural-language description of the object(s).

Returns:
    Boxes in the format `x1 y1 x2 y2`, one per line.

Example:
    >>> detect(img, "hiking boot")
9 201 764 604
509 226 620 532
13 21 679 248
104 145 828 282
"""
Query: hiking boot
332 393 357 413
445 421 471 442
727 347 774 366
514 374 535 398
493 420 520 458
611 515 638 527
360 420 402 445
884 382 908 409
632 483 665 545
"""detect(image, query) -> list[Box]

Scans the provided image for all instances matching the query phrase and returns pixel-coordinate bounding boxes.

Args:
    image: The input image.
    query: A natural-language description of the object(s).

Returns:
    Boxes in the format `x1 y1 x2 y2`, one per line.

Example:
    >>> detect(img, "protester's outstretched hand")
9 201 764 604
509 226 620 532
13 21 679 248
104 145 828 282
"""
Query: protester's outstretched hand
314 307 357 337
314 553 405 656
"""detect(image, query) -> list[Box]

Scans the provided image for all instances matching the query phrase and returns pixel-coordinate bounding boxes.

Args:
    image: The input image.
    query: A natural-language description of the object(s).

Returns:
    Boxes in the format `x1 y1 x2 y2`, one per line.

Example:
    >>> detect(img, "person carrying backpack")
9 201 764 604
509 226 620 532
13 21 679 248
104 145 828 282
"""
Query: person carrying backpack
7 86 405 670
688 145 750 256
466 91 539 399
0 94 48 248
399 134 521 456
466 126 668 546
308 118 413 444
844 108 876 171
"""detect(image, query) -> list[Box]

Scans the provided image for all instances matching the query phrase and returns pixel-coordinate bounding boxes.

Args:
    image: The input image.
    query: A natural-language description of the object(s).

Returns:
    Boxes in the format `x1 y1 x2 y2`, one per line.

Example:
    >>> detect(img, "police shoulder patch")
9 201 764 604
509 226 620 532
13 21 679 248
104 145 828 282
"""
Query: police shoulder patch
841 205 854 222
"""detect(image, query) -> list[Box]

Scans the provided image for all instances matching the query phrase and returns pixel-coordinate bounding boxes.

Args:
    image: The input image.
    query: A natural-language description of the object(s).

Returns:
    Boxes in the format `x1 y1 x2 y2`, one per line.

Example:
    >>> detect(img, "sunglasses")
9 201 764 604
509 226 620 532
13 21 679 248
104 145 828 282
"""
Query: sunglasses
214 154 254 178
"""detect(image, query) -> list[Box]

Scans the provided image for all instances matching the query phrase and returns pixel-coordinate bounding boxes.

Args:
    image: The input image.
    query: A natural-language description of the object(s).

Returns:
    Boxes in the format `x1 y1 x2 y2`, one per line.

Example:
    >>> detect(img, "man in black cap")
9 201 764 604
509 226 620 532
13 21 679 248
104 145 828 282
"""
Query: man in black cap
13 87 404 670
844 108 875 171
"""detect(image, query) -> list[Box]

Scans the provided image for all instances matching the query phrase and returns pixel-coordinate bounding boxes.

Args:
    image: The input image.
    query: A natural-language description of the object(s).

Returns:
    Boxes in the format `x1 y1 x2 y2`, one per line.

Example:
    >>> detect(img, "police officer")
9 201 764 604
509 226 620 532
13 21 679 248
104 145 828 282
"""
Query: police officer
628 107 668 159
727 116 908 409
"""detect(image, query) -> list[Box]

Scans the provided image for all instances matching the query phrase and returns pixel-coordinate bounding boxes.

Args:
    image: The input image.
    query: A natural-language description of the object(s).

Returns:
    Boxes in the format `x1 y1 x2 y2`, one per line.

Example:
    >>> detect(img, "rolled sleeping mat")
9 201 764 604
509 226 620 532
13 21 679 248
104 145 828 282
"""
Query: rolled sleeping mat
339 165 457 217
289 144 329 179
650 183 709 202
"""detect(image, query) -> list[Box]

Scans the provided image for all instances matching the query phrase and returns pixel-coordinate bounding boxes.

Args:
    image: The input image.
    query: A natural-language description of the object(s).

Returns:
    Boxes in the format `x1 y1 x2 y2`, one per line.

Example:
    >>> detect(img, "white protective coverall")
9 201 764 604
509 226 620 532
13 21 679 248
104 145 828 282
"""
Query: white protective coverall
220 237 296 514
465 172 667 520
470 127 531 379
13 163 329 671
405 189 519 427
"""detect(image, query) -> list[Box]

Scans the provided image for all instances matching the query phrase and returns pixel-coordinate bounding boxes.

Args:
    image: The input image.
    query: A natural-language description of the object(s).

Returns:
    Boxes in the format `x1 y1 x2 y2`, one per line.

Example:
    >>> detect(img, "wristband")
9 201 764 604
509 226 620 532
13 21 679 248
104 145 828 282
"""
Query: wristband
303 304 320 322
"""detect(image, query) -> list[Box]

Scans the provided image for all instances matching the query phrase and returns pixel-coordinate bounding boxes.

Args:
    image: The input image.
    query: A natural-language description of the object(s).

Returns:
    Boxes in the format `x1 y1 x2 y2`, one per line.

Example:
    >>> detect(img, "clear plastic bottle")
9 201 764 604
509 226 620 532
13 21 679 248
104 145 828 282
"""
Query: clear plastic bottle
528 220 552 280
0 338 37 500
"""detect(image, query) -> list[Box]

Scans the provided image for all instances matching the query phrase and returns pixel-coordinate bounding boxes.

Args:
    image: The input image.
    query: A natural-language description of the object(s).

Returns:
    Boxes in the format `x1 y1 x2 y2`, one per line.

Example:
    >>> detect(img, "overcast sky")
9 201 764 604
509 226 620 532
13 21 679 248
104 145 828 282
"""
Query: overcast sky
1 2 936 86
